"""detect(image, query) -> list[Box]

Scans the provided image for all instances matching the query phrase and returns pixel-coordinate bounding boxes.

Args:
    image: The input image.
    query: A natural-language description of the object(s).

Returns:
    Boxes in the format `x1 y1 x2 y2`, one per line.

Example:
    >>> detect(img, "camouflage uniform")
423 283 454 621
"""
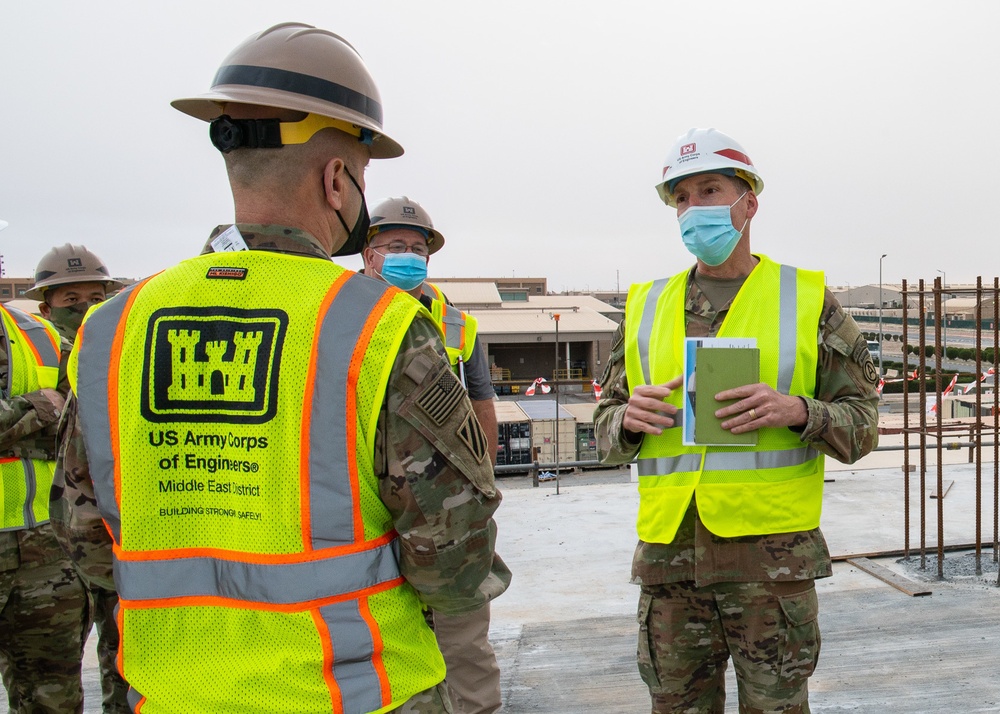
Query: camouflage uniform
596 265 879 714
61 225 511 712
0 331 90 713
51 390 129 709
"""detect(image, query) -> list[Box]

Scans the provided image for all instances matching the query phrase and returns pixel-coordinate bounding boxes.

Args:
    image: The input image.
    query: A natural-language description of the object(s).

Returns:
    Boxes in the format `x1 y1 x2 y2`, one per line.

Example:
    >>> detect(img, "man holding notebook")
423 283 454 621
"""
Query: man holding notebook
596 128 879 714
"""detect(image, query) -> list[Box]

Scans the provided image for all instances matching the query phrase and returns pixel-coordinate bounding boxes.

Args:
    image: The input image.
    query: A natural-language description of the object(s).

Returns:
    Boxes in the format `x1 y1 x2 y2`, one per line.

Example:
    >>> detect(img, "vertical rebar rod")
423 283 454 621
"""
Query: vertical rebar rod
919 281 927 571
975 277 983 575
934 277 944 579
902 279 910 559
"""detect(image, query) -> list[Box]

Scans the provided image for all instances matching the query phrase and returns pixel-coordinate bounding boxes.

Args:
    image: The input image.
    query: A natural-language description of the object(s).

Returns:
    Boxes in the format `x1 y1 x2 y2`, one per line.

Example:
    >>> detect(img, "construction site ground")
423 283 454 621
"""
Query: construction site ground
15 428 1000 713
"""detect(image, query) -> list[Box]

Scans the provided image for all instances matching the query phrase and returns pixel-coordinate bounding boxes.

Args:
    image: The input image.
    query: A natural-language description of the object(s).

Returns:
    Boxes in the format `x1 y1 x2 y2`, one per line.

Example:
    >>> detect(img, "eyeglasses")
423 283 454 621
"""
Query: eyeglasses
371 241 430 257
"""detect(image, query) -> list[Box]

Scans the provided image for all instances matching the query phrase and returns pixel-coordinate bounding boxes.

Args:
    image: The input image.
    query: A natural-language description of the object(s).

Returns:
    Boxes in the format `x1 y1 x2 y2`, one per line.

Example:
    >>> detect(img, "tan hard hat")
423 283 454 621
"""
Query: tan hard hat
171 22 402 159
367 197 445 255
25 244 123 301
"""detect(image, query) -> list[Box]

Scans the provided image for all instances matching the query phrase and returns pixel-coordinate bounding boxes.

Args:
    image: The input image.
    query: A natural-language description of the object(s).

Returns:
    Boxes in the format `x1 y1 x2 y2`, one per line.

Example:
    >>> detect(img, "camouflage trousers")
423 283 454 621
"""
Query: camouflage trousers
0 524 90 714
90 585 131 713
387 681 454 713
637 579 820 714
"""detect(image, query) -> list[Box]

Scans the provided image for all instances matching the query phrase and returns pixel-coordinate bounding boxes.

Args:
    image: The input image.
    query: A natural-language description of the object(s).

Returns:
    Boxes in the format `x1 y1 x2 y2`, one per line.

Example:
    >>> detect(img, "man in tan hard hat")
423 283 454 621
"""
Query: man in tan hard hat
27 244 131 713
596 128 879 713
363 196 503 714
59 22 509 713
26 244 123 338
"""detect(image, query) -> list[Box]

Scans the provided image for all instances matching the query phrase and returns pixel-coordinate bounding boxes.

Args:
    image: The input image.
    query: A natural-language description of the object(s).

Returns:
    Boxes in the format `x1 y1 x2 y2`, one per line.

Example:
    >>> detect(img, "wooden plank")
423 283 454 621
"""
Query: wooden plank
930 480 954 499
846 557 932 596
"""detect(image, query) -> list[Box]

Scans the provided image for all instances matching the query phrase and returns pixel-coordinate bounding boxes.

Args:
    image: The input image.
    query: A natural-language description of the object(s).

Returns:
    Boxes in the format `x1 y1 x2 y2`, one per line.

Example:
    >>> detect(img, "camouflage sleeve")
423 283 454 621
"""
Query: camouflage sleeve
377 313 511 615
595 318 643 465
797 290 880 464
0 339 70 459
49 394 115 591
0 388 65 458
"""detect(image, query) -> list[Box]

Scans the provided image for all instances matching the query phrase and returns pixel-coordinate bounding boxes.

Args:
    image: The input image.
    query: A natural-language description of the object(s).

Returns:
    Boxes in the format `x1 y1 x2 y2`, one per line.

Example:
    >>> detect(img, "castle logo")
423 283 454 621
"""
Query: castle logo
141 307 287 423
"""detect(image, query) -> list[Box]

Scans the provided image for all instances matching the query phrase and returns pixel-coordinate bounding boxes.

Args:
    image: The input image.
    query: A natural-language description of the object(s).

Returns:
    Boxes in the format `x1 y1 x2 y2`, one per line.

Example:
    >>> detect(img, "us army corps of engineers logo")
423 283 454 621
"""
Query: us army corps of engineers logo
141 307 287 423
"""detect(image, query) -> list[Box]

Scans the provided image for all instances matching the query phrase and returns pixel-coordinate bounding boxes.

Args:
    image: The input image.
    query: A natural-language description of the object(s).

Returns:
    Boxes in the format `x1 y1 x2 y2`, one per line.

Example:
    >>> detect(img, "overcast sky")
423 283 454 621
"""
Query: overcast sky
1 1 996 294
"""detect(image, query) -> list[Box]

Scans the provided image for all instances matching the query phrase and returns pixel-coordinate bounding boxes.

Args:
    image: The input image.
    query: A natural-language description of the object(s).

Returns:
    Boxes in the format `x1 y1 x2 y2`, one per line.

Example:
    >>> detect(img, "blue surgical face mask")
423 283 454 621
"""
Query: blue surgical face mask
376 251 428 291
678 191 749 266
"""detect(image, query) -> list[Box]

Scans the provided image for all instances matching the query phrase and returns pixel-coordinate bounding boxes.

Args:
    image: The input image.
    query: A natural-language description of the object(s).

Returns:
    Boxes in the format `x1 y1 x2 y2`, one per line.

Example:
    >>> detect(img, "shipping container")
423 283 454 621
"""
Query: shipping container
516 400 576 465
562 402 598 462
494 401 532 467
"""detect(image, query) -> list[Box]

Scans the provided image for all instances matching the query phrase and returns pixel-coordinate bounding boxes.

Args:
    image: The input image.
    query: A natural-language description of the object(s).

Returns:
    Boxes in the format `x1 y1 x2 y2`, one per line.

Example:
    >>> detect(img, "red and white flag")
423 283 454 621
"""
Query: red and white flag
592 379 603 401
524 377 551 396
876 377 886 395
942 373 959 397
962 367 996 394
907 369 918 381
930 374 960 413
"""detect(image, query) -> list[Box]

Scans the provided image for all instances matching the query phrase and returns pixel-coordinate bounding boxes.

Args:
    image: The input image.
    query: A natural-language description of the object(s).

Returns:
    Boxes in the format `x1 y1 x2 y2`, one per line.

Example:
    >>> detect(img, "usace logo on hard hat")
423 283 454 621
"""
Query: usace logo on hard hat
403 206 416 216
680 143 697 156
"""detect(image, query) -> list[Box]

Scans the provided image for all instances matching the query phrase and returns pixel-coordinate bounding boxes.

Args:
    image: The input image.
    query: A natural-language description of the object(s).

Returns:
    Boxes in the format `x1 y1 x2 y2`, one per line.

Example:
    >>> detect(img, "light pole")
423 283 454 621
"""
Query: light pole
879 254 887 376
552 312 561 495
936 269 947 352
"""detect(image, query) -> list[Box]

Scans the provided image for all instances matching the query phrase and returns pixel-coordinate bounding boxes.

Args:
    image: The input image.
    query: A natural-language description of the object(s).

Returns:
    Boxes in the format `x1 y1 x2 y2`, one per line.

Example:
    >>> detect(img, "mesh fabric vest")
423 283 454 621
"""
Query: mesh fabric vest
420 282 477 368
0 304 60 531
71 250 444 714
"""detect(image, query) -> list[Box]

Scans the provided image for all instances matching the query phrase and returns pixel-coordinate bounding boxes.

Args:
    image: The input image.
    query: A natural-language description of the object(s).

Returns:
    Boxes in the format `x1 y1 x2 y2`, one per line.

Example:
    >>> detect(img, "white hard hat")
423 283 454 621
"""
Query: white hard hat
655 128 764 207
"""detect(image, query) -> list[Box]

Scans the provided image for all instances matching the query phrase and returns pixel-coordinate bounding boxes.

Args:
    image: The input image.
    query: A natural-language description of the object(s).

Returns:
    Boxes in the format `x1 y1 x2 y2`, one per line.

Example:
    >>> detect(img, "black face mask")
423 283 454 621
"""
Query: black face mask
332 168 370 257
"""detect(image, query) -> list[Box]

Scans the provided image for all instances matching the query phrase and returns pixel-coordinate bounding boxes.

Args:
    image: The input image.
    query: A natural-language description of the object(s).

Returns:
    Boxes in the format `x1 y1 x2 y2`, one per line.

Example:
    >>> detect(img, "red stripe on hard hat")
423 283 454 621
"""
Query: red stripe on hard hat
714 148 752 166
662 166 671 178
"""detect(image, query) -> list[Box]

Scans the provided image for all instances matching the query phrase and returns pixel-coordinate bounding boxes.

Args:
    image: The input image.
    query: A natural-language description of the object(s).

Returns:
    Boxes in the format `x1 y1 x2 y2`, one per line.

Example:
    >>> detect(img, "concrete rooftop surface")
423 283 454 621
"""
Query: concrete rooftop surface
9 435 1000 713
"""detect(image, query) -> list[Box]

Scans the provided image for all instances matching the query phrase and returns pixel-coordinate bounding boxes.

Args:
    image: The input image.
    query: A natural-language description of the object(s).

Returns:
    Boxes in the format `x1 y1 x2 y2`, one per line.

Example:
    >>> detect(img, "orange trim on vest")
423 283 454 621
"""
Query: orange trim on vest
10 309 59 365
347 289 397 544
359 595 392 706
108 277 156 514
0 457 19 464
111 529 397 564
301 271 353 552
119 576 406 613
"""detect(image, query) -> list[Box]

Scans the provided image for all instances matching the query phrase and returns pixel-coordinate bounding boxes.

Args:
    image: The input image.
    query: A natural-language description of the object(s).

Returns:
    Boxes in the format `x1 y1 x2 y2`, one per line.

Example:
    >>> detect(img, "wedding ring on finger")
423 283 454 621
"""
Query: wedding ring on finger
749 407 757 420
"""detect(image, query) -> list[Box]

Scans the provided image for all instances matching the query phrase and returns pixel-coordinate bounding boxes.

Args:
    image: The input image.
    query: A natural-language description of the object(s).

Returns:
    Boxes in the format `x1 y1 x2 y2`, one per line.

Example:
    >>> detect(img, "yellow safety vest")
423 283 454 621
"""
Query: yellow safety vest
71 250 445 714
624 255 826 543
420 282 477 370
0 304 60 531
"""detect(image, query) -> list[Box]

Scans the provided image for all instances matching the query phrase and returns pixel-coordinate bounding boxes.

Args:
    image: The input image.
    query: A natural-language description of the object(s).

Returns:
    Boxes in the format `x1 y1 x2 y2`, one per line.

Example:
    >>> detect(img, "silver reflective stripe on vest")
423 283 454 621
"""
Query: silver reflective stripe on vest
115 539 401 604
777 264 797 395
310 273 395 547
74 286 138 543
439 304 466 351
2 305 59 368
636 454 702 476
637 445 817 475
704 445 818 471
637 278 670 386
320 599 383 713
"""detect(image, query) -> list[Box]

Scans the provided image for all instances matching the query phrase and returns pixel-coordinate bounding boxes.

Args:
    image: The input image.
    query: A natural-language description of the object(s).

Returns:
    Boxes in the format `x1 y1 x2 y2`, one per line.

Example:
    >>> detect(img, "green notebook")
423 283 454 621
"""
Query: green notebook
692 346 760 446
